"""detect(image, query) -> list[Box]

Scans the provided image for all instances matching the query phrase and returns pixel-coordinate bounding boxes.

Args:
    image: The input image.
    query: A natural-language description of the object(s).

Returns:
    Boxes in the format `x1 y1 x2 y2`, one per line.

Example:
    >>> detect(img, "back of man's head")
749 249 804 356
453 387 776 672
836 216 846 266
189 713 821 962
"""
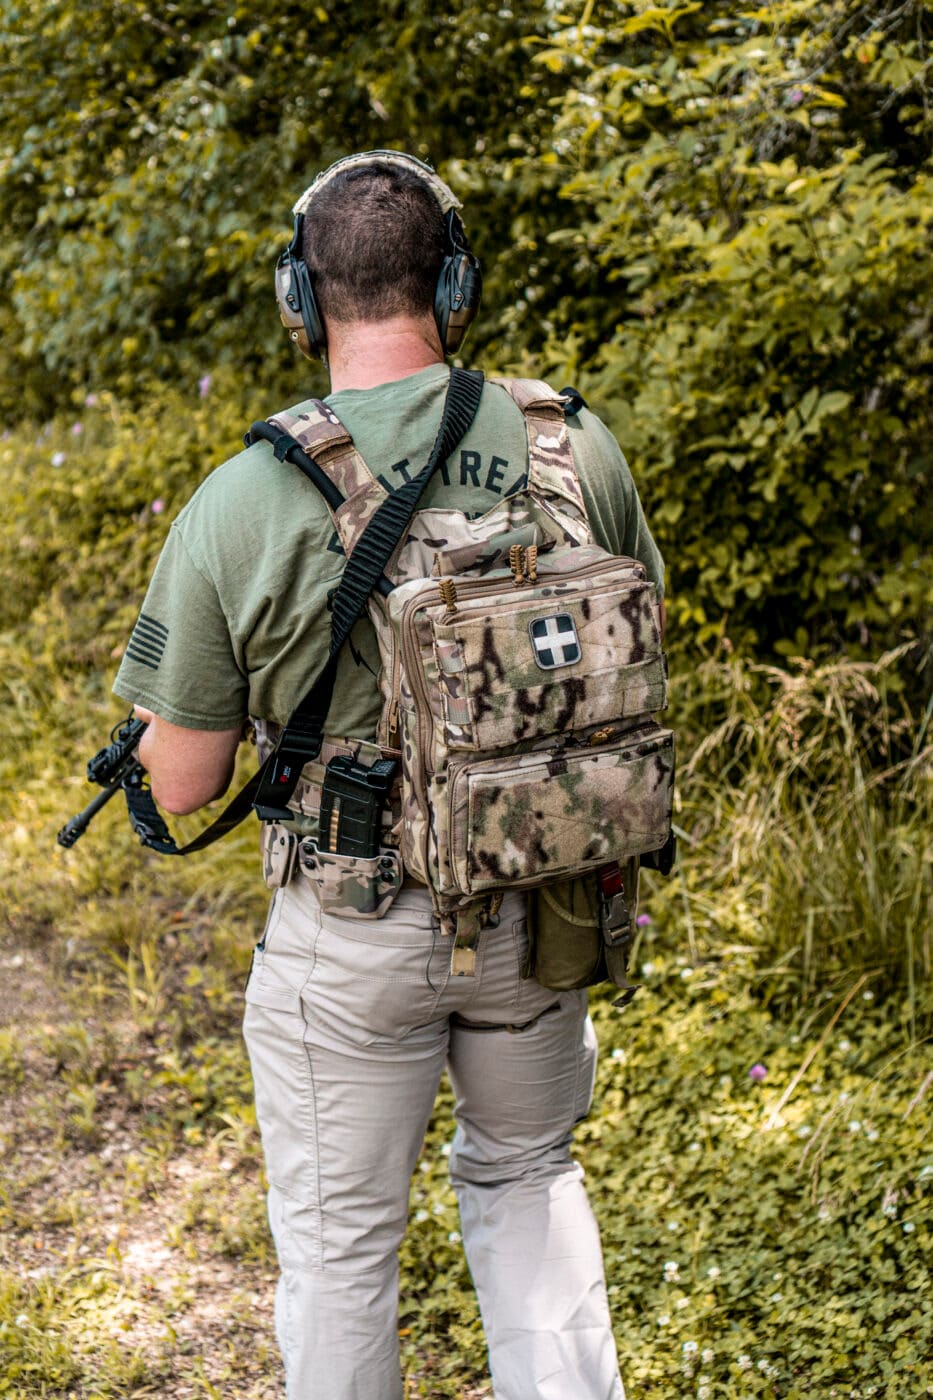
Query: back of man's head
302 162 446 326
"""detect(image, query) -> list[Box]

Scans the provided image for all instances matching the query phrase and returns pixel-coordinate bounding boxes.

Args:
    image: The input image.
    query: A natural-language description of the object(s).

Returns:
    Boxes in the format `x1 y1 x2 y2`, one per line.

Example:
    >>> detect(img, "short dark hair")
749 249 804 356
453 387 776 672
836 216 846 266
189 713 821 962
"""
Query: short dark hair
302 162 446 324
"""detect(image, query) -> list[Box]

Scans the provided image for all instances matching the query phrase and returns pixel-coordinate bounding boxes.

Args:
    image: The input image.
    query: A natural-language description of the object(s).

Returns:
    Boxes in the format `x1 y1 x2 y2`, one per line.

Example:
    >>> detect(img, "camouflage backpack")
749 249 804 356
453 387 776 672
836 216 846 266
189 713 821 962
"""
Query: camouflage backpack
255 375 674 978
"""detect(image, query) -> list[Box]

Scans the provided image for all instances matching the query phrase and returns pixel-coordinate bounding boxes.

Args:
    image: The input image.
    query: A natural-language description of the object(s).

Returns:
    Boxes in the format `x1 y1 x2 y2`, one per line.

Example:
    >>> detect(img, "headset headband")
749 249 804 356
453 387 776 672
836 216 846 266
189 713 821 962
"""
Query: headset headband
293 150 462 219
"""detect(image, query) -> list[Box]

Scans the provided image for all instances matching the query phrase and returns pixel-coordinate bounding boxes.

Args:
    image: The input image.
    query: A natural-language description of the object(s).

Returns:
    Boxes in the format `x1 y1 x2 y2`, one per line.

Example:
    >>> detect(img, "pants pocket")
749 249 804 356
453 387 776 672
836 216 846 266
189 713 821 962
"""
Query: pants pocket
304 907 449 1045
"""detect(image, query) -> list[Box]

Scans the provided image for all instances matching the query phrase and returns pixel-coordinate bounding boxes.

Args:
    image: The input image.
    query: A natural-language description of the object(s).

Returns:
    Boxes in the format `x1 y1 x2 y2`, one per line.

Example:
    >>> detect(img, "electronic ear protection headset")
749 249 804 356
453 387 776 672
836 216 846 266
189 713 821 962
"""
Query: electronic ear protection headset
274 150 482 361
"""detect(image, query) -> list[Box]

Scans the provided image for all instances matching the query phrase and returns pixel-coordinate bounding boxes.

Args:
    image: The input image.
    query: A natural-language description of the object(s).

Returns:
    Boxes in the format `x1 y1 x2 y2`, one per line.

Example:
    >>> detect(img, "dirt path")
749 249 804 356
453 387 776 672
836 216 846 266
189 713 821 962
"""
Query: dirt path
0 915 282 1397
0 916 490 1398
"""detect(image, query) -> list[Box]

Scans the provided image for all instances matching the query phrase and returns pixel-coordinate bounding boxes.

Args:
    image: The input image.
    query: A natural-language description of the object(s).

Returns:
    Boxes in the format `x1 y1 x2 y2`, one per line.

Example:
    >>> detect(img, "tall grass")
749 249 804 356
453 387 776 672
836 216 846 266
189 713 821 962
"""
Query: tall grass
657 646 932 1030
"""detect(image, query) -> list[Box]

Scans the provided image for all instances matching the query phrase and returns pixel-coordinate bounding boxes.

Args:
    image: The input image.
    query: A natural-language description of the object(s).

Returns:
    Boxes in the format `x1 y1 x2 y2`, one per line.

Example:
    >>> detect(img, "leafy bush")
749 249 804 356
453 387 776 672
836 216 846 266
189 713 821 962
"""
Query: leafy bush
2 0 929 659
521 0 932 659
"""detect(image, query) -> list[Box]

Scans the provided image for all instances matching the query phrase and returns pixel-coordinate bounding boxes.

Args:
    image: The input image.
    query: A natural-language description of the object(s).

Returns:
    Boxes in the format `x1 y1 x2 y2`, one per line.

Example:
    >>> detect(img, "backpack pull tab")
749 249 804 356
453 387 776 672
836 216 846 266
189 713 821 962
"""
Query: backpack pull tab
509 543 527 587
438 578 459 615
525 544 539 584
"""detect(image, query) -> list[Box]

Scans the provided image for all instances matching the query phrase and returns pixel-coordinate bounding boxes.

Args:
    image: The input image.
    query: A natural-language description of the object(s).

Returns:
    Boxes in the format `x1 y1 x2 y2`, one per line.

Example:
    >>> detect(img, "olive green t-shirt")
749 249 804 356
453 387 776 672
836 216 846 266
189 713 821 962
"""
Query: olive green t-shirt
113 365 664 736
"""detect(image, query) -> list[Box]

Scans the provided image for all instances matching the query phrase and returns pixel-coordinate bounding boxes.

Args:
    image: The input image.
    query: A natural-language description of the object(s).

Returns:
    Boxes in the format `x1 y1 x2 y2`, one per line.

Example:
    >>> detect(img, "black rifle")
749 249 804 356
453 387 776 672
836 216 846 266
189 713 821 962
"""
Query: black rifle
58 713 176 852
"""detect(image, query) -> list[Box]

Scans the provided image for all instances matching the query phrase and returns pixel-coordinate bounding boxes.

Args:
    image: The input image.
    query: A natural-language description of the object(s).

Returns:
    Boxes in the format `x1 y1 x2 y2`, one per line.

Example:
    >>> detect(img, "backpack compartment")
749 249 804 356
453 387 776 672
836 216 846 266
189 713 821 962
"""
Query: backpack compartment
434 721 674 896
432 573 666 753
387 552 671 896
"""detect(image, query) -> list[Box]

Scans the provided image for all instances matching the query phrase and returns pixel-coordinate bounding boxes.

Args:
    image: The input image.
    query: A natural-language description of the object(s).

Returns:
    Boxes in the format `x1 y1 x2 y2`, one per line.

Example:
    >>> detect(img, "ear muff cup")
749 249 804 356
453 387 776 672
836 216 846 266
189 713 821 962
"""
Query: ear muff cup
275 217 327 361
434 210 483 356
275 157 482 362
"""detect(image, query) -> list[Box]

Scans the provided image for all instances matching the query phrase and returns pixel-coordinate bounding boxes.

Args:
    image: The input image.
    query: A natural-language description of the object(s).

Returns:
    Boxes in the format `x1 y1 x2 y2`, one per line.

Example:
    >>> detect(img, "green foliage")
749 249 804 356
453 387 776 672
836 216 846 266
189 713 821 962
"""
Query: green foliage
657 649 933 1021
0 1265 152 1395
520 0 933 658
0 0 564 413
2 0 929 656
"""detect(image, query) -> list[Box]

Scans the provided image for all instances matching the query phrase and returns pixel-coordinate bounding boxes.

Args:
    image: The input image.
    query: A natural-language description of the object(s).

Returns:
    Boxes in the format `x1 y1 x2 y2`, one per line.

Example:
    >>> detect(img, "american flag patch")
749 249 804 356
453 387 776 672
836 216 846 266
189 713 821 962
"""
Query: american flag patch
529 614 581 670
126 612 168 671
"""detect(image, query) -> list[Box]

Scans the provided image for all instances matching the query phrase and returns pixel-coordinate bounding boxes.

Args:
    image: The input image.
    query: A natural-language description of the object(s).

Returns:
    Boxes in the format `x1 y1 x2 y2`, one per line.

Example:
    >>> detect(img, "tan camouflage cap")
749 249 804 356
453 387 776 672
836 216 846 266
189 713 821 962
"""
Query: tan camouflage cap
293 150 461 218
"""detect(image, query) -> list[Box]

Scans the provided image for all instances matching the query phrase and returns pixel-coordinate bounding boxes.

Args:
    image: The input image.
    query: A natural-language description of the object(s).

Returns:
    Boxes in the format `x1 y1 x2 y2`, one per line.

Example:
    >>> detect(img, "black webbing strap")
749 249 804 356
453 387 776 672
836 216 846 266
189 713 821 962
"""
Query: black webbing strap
252 365 484 820
124 768 267 856
131 366 484 853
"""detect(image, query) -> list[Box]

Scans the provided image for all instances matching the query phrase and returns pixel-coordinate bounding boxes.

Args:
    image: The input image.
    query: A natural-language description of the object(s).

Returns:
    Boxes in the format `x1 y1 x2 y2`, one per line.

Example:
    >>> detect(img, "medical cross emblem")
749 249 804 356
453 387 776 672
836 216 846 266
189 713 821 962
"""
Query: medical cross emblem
529 614 581 670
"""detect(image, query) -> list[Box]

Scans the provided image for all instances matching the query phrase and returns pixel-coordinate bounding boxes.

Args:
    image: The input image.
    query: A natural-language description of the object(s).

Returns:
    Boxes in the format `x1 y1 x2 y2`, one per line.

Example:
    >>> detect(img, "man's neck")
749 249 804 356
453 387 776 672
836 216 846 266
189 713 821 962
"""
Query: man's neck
326 315 445 393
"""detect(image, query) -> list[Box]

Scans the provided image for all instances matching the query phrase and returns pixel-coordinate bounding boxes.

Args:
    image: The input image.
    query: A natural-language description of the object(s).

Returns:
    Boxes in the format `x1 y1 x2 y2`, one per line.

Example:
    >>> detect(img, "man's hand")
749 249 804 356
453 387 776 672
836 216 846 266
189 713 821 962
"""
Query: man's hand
133 706 242 815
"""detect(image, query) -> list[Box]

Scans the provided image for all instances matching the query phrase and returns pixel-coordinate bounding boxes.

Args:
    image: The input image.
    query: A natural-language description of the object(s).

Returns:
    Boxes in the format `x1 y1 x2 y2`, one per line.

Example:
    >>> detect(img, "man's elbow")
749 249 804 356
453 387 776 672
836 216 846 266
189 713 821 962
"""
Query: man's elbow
136 717 241 815
151 771 233 816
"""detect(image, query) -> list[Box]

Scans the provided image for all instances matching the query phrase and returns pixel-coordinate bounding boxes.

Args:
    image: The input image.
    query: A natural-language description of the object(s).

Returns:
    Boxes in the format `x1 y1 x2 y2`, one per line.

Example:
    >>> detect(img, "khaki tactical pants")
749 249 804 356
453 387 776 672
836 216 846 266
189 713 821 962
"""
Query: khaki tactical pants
243 877 625 1400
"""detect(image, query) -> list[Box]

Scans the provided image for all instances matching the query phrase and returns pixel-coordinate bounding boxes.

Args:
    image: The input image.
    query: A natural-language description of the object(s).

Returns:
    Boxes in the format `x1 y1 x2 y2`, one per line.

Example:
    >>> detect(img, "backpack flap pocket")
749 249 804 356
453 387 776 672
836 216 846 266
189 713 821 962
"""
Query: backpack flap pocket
442 724 674 896
433 579 666 753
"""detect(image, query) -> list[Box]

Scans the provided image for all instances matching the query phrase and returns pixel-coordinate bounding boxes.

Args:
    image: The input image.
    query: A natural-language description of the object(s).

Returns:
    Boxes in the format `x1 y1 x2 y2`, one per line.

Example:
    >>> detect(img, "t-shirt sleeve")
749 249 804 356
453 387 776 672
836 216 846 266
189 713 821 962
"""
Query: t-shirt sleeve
112 523 248 729
570 409 665 599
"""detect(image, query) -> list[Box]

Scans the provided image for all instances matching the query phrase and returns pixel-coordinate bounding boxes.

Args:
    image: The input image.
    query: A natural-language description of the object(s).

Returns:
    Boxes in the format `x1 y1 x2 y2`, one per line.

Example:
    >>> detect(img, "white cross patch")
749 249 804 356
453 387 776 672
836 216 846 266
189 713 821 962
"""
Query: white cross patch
529 614 581 670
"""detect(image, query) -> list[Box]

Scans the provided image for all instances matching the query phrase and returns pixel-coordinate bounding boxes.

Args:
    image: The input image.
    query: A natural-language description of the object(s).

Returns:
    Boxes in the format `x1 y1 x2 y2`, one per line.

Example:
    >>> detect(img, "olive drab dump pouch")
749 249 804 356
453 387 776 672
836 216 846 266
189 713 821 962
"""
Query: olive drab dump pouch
247 373 675 994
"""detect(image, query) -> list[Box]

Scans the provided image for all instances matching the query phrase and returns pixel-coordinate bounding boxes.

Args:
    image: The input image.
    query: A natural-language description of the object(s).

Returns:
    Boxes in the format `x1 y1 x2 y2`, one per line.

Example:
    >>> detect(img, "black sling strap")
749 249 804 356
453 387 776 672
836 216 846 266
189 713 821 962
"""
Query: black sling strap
127 366 484 854
252 365 484 820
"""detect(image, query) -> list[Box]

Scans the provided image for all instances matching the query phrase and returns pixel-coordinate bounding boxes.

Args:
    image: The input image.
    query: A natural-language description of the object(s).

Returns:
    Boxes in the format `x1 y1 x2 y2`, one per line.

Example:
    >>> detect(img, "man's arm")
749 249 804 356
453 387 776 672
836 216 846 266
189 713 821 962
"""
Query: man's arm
134 707 242 815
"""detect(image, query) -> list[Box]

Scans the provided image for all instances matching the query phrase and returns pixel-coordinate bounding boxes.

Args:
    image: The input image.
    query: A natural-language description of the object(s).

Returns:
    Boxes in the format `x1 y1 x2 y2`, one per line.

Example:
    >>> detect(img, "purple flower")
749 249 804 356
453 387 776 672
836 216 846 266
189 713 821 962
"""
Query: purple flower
71 421 83 436
788 89 804 106
749 1063 767 1082
51 451 66 467
636 913 652 928
151 498 165 515
84 393 99 408
198 373 212 398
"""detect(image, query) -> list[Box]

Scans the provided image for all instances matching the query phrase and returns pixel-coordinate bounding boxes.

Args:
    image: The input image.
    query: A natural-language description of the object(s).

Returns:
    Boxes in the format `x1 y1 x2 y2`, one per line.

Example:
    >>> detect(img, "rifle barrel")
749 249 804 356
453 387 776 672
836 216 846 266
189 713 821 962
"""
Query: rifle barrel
57 781 123 848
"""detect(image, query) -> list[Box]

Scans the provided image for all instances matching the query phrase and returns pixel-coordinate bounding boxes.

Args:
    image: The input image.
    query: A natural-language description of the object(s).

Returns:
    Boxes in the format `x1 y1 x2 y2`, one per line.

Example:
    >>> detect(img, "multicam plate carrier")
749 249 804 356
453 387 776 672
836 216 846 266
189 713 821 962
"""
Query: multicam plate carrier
259 378 674 971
